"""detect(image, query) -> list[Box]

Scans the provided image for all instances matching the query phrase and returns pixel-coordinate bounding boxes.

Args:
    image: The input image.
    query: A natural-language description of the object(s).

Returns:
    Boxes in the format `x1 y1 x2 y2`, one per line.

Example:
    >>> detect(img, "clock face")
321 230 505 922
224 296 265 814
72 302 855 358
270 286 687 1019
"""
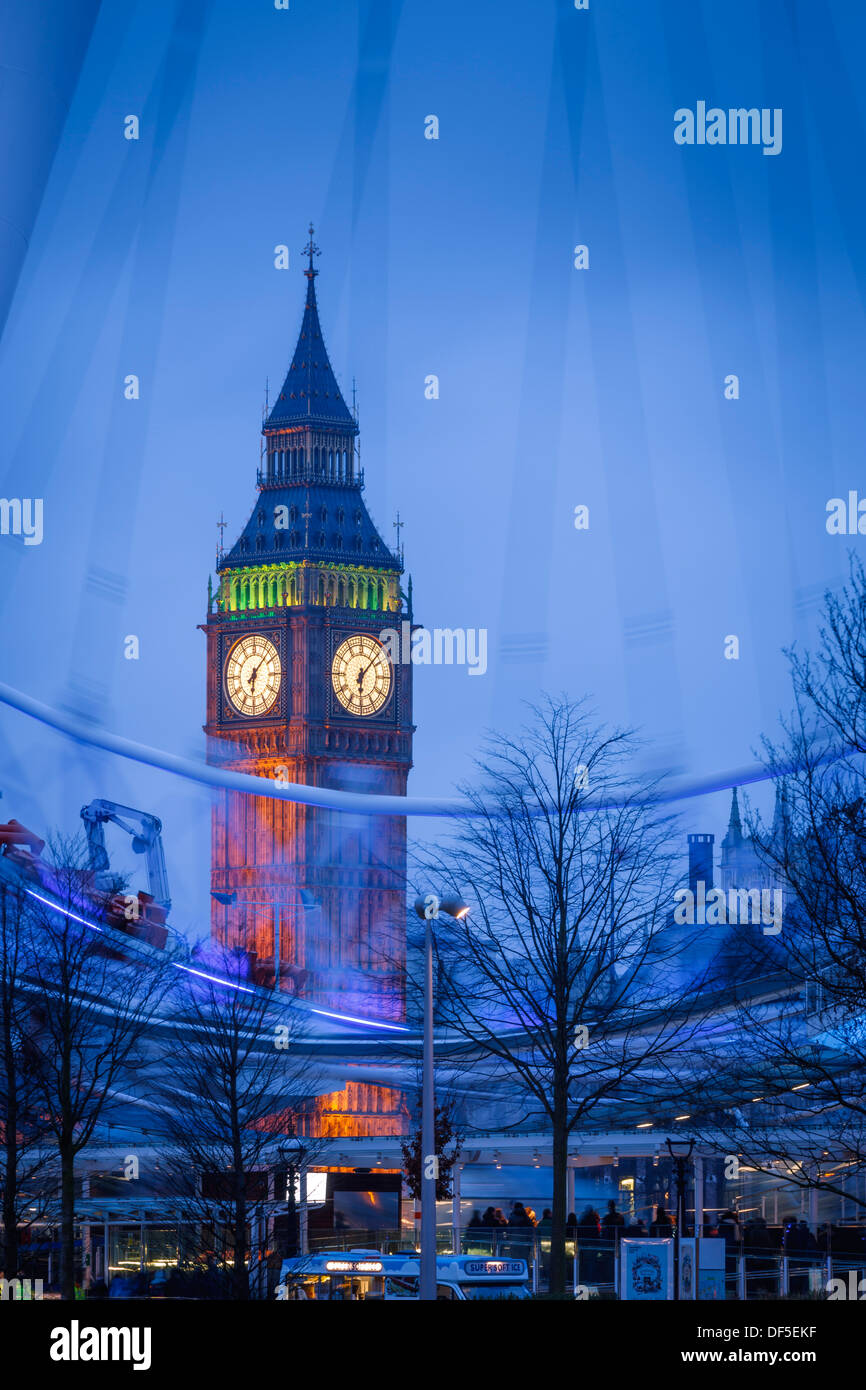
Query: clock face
225 634 281 717
331 634 391 716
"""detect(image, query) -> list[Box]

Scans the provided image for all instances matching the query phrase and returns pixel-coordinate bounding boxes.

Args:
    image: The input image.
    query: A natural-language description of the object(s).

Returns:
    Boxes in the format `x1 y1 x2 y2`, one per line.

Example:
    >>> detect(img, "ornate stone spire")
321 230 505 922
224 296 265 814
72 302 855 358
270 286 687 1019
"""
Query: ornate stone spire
266 227 357 433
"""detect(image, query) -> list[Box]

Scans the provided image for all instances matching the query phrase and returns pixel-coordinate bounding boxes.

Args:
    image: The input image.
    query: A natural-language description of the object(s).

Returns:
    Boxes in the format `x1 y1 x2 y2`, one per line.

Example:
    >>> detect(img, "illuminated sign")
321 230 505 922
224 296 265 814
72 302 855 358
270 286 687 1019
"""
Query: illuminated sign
324 1259 383 1274
462 1260 525 1277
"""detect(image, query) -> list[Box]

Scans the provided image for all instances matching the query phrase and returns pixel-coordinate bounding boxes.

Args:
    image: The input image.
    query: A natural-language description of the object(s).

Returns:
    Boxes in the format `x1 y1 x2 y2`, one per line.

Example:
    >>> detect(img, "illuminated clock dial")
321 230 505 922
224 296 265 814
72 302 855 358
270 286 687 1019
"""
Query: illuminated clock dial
331 634 391 716
225 635 281 716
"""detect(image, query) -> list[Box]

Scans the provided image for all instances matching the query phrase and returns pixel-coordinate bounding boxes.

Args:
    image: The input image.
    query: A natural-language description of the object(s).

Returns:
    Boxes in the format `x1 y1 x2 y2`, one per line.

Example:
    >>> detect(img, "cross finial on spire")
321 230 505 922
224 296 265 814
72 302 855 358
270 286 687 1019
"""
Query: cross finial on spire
216 511 227 566
304 223 320 278
393 511 404 559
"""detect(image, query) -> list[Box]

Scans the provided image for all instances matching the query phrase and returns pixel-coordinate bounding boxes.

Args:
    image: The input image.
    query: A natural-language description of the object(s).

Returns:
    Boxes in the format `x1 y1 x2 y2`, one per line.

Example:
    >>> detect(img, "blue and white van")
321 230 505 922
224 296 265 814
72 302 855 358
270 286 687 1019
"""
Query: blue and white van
276 1250 530 1301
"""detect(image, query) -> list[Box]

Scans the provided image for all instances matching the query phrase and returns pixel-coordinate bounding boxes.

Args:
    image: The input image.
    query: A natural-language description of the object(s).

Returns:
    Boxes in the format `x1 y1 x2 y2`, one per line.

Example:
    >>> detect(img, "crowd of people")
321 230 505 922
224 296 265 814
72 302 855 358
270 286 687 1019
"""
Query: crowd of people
466 1200 866 1256
466 1199 674 1244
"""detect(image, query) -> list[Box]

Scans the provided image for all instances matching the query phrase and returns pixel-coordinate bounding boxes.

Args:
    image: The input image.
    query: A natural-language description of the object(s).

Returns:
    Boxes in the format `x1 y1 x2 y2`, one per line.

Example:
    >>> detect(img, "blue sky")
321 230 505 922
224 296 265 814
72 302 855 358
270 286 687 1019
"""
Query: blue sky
1 0 865 928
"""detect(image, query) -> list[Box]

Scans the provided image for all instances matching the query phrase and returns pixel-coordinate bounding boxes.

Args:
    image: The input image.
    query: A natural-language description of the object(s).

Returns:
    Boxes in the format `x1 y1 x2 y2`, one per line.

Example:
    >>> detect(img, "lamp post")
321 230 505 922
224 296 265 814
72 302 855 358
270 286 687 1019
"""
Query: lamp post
413 893 469 1302
277 1133 306 1261
666 1137 694 1301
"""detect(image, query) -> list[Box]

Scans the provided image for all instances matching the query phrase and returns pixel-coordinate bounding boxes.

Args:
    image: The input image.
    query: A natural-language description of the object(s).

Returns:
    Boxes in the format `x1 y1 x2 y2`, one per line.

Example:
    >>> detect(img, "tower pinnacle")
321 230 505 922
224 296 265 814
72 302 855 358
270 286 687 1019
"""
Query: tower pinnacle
304 222 320 279
722 787 743 849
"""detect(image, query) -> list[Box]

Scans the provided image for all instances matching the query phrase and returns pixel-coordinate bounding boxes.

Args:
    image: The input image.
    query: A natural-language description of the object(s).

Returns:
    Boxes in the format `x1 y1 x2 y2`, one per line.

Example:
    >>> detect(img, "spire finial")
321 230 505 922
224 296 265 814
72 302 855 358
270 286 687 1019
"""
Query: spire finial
303 223 320 279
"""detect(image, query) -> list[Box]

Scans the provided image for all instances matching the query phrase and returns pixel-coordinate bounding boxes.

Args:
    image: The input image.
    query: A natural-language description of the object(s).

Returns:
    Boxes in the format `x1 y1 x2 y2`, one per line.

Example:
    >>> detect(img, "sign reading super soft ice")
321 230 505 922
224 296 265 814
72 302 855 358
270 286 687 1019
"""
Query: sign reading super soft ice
462 1260 525 1277
619 1239 674 1301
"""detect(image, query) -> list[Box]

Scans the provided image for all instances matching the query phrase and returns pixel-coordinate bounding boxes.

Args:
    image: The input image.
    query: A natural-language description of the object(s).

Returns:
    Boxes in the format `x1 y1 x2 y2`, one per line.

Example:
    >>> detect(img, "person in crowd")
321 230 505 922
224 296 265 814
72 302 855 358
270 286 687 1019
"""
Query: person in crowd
508 1201 532 1227
481 1206 498 1228
467 1209 484 1229
744 1213 777 1294
717 1209 740 1290
565 1211 578 1239
575 1205 601 1286
601 1199 625 1241
717 1209 740 1243
576 1205 601 1240
651 1204 673 1237
782 1218 803 1253
536 1208 553 1238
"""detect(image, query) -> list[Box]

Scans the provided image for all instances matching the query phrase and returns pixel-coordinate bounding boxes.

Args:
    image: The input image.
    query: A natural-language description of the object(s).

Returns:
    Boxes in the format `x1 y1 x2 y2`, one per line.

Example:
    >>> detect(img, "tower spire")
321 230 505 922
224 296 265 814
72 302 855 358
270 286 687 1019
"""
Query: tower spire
722 787 743 849
265 226 356 433
303 222 320 280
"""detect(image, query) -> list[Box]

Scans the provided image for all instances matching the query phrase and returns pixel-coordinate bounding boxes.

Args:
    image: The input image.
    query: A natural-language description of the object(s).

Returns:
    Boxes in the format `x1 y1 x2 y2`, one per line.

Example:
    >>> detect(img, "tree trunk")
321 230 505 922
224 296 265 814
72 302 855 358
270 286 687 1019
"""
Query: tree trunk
2 1057 19 1278
2 1144 19 1279
60 1145 76 1300
233 1180 248 1301
549 1103 569 1297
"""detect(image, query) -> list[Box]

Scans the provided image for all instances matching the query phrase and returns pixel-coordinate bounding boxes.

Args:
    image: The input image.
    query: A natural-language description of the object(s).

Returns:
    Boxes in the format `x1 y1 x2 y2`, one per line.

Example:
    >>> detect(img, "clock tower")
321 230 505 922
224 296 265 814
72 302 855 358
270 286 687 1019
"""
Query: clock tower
203 230 413 1135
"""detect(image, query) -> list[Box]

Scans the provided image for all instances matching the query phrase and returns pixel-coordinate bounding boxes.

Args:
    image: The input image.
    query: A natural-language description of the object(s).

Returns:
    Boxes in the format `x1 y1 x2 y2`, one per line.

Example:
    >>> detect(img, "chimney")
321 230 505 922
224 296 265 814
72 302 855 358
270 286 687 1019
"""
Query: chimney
688 833 714 895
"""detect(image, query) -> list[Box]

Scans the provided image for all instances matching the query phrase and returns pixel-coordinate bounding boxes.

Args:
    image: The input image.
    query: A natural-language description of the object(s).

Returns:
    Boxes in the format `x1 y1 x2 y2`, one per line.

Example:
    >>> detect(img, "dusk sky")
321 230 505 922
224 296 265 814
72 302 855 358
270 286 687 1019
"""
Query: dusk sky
1 0 865 929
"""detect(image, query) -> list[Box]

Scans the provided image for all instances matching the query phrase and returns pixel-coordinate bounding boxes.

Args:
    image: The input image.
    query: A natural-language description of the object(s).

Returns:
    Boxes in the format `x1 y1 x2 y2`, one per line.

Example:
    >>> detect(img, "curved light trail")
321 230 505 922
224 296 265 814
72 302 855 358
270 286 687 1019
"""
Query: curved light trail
2 679 857 819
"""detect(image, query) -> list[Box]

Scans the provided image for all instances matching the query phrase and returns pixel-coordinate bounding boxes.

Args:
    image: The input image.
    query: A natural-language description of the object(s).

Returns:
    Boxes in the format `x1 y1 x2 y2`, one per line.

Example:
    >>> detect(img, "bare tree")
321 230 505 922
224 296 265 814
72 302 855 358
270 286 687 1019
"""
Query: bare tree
689 559 866 1216
155 944 321 1300
417 697 705 1296
25 836 170 1299
0 880 54 1279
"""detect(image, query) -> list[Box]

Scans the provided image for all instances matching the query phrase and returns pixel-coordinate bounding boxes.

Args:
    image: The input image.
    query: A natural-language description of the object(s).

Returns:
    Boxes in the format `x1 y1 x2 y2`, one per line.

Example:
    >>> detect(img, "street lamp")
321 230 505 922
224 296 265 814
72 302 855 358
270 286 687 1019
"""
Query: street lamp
413 893 469 1302
277 1134 307 1260
666 1136 695 1301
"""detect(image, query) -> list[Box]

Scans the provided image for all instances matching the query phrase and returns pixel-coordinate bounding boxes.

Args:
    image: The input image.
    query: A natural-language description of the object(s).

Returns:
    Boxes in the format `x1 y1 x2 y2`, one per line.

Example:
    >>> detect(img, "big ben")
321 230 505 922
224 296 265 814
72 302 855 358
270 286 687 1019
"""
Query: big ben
202 230 412 1137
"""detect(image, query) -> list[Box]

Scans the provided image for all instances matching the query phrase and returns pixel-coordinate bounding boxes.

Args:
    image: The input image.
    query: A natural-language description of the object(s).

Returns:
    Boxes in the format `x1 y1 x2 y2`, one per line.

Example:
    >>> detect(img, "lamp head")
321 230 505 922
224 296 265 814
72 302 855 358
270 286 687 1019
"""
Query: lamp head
414 894 469 921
